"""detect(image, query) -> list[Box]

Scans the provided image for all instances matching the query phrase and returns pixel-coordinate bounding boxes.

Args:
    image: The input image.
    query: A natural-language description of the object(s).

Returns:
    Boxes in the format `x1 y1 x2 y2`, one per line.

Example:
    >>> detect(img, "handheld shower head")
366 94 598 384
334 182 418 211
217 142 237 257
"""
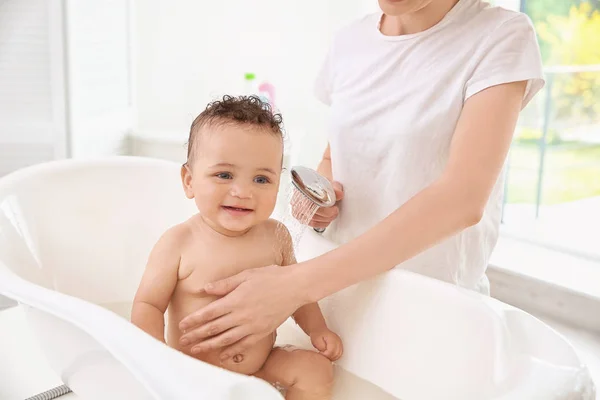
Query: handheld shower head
290 166 336 208
290 166 336 233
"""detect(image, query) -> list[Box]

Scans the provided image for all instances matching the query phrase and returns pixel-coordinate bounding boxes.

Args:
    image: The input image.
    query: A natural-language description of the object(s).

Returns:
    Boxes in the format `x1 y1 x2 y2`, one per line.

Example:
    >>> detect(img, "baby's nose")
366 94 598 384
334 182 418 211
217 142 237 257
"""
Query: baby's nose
230 183 252 199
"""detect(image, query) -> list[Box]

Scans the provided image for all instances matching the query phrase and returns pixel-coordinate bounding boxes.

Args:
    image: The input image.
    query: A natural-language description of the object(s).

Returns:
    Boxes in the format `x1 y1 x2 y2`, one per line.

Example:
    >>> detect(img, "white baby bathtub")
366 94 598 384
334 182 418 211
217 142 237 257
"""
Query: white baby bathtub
0 156 595 400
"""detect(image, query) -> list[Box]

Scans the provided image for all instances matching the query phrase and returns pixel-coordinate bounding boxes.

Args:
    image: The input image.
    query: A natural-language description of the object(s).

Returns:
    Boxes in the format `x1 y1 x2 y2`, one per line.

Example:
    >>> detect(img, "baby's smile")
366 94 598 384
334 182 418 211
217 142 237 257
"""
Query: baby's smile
221 205 254 216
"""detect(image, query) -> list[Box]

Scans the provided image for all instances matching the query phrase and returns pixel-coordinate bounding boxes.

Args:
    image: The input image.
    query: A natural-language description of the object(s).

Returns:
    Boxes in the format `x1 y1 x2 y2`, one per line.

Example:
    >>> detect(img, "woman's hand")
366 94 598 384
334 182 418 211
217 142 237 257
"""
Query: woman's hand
177 265 307 360
291 181 344 229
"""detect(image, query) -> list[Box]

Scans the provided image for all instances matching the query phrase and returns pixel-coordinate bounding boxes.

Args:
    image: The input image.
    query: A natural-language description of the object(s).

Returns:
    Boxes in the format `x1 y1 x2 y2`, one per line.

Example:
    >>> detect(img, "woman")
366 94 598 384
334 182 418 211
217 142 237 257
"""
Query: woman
178 0 545 360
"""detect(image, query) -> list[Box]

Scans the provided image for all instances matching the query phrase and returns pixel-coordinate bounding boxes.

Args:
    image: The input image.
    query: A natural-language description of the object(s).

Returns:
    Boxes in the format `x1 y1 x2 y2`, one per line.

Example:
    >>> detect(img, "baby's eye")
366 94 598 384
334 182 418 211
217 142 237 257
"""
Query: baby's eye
254 176 270 184
216 172 232 180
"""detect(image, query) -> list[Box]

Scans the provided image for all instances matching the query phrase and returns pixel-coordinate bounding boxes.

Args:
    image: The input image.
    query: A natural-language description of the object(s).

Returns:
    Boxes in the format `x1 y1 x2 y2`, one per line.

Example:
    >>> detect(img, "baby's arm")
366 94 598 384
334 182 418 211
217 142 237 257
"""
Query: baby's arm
131 226 183 343
277 222 343 360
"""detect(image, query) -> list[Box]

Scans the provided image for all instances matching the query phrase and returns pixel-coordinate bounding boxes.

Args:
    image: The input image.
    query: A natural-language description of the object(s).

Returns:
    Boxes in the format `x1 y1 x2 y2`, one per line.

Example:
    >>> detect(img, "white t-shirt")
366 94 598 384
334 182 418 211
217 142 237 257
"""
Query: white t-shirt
314 0 545 294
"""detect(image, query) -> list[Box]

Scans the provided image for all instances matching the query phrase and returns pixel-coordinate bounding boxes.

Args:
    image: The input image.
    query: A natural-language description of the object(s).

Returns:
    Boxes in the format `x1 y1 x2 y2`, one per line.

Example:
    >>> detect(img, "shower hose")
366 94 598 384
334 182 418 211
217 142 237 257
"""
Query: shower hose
25 384 72 400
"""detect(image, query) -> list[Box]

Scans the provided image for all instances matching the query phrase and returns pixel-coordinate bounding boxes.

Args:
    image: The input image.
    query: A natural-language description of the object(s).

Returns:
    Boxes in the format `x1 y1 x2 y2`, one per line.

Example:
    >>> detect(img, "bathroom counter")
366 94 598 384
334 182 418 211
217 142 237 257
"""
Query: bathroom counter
0 305 80 399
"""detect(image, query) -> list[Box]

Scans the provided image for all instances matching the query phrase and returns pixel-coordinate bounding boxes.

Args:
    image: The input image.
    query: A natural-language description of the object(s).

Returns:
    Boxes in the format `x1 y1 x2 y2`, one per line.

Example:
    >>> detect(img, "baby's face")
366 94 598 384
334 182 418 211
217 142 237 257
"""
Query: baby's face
182 124 283 235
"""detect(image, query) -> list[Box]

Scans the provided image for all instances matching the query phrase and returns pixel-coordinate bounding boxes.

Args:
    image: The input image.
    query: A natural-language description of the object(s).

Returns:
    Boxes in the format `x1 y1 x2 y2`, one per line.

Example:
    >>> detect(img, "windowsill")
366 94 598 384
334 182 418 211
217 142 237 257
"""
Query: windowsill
489 233 600 334
491 233 600 298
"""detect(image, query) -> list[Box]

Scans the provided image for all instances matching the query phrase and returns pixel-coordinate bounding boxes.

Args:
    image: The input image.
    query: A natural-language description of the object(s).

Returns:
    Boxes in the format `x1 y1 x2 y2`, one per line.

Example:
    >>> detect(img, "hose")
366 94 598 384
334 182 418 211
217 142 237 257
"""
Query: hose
25 385 72 400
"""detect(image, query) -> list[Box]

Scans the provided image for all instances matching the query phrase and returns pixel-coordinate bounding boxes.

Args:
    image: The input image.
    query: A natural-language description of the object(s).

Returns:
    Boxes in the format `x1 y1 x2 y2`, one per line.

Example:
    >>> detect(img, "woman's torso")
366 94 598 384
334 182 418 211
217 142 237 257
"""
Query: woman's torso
319 0 539 292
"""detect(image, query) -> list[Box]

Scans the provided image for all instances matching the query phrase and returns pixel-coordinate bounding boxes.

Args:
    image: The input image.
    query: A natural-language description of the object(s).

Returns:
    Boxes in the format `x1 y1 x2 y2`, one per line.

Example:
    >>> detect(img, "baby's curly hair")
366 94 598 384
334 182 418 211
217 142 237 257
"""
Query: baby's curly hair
186 95 284 164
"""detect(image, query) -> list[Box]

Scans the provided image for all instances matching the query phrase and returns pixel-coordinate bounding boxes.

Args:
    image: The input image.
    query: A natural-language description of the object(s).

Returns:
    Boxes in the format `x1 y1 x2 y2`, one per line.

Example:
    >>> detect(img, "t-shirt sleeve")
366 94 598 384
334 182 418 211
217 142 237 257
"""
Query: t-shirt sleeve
314 46 334 106
465 14 545 109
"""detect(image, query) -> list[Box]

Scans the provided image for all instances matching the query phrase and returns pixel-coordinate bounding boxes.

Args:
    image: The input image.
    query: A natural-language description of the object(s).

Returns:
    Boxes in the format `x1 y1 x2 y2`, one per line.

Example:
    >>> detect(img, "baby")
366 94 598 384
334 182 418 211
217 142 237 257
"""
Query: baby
131 95 343 399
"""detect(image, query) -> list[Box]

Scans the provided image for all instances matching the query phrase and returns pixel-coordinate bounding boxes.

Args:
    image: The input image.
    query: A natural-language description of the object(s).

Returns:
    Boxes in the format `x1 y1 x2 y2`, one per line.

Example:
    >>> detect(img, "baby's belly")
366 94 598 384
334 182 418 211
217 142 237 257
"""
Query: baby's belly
166 296 275 375
186 333 275 375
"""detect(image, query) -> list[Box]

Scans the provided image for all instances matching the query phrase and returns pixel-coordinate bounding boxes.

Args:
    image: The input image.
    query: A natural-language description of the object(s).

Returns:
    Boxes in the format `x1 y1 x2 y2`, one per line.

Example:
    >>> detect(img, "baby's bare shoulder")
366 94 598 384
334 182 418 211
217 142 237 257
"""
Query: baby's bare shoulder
153 218 194 253
260 218 293 249
262 218 290 236
164 220 192 242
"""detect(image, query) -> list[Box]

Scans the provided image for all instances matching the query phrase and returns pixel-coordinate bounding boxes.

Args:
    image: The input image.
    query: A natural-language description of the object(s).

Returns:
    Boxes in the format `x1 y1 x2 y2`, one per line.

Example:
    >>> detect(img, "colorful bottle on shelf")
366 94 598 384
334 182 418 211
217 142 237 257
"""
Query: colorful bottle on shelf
244 72 276 111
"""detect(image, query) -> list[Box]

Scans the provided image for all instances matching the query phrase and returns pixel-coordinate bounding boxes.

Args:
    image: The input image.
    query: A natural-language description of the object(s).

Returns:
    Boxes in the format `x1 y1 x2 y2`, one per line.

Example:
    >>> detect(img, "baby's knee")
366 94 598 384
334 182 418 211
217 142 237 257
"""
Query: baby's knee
290 351 334 391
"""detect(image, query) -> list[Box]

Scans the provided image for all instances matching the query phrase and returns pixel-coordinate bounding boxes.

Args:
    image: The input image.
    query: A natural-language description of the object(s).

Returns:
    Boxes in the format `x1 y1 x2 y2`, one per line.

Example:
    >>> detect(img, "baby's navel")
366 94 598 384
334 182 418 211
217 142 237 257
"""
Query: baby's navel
233 354 244 363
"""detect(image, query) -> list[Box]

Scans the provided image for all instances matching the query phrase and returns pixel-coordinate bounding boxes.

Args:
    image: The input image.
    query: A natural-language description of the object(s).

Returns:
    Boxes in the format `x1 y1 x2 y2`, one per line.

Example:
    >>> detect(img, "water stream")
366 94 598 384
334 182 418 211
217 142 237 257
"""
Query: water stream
273 183 320 262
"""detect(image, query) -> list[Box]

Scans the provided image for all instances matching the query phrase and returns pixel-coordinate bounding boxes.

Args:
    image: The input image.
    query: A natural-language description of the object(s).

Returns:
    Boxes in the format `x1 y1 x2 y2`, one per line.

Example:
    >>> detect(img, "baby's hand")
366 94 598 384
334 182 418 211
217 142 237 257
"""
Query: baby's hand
310 329 343 361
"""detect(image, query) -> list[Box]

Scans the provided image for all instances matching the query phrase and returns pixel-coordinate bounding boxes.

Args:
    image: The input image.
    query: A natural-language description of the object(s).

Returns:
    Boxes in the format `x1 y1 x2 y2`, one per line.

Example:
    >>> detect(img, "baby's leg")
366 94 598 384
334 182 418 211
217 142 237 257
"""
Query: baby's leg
255 346 334 400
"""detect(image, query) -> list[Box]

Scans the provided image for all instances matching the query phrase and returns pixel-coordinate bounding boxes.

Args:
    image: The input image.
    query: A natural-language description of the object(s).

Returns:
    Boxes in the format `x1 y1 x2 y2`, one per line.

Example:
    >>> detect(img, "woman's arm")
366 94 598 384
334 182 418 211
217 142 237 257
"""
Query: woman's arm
177 80 527 357
317 143 333 181
301 80 528 301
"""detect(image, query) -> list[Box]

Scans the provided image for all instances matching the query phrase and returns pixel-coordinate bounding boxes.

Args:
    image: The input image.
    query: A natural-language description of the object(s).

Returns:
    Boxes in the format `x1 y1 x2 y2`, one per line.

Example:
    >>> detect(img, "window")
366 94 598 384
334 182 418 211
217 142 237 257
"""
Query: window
501 0 600 260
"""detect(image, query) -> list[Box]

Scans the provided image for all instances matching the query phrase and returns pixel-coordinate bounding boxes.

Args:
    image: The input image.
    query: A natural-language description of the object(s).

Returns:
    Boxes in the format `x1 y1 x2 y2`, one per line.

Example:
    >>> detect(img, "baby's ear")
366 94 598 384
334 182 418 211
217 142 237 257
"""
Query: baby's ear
181 164 194 199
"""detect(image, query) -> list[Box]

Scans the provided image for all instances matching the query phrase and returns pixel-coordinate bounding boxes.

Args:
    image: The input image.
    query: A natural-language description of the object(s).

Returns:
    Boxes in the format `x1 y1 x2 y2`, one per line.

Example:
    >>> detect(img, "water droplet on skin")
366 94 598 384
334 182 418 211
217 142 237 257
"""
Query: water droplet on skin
272 185 321 259
272 381 286 394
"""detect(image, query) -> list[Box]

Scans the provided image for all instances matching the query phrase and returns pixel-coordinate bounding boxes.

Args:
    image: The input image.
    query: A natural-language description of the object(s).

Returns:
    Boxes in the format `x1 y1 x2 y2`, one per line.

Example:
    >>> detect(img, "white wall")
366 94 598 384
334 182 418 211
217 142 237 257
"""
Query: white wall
65 0 132 158
0 0 67 176
0 0 133 176
132 0 378 167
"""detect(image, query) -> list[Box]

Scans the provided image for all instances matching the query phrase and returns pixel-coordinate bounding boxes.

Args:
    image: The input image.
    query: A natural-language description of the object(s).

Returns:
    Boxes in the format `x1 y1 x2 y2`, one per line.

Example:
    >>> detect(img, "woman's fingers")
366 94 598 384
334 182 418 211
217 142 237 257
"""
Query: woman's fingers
310 214 336 224
313 206 339 221
309 220 331 229
308 206 339 228
332 181 344 201
190 326 251 355
294 208 337 225
204 270 249 296
179 298 232 332
179 313 236 347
